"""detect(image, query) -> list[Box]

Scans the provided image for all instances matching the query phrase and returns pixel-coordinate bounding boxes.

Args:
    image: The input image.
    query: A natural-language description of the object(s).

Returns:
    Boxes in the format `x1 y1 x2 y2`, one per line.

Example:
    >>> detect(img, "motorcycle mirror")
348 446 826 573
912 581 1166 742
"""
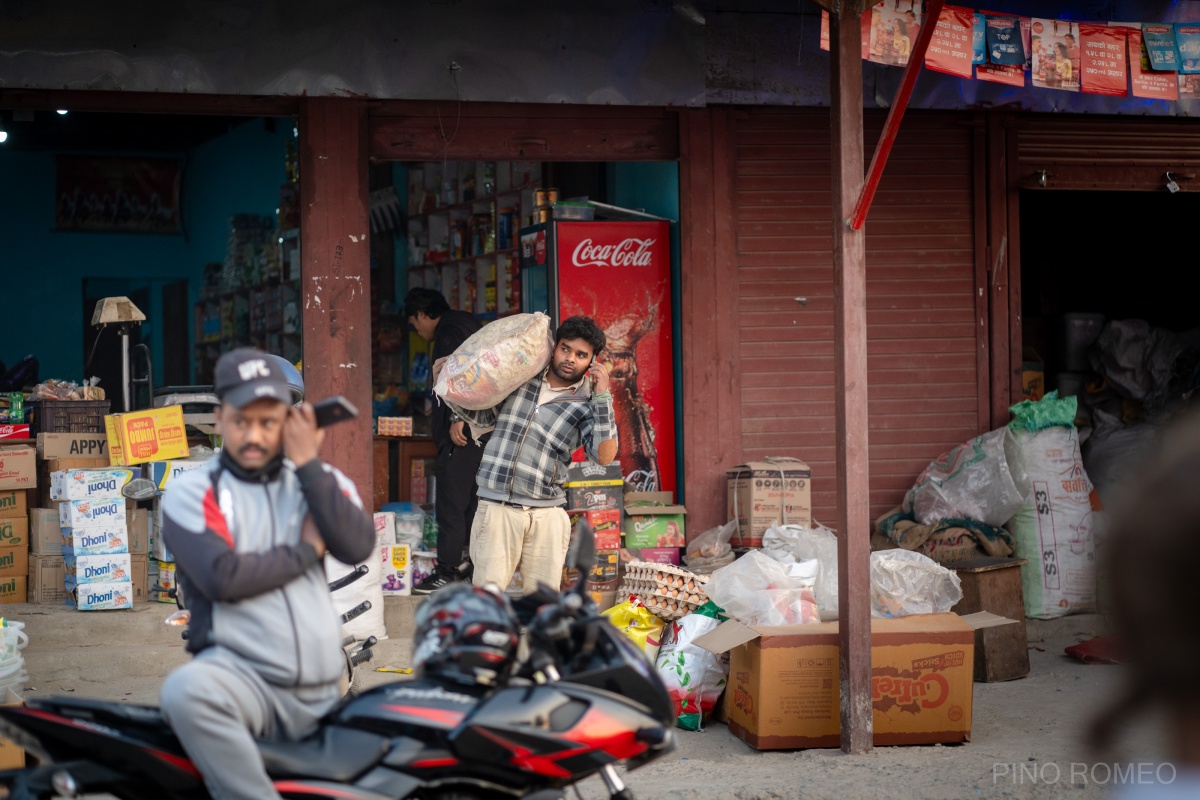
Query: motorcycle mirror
122 477 160 501
567 516 596 574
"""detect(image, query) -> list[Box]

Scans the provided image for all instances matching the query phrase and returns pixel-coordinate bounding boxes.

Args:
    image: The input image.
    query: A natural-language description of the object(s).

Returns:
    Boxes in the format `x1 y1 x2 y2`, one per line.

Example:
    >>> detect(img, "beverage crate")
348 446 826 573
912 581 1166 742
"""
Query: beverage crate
28 400 110 435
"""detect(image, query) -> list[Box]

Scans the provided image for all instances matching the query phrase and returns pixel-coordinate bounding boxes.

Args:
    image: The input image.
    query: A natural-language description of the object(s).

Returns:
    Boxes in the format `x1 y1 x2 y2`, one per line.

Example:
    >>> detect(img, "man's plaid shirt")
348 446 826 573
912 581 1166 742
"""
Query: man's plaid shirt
450 370 616 508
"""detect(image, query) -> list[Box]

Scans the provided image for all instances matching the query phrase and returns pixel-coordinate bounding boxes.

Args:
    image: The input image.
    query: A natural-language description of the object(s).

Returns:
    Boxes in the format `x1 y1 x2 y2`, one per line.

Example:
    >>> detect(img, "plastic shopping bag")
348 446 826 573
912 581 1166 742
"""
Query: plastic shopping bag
602 595 666 662
869 550 962 618
705 550 820 627
761 521 840 618
434 312 553 410
654 602 728 731
903 426 1029 526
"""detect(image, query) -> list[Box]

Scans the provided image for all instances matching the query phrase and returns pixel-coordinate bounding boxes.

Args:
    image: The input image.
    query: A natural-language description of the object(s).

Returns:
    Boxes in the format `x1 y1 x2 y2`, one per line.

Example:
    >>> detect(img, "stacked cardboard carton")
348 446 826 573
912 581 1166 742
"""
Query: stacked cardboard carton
56 468 136 610
1 442 36 603
563 461 625 609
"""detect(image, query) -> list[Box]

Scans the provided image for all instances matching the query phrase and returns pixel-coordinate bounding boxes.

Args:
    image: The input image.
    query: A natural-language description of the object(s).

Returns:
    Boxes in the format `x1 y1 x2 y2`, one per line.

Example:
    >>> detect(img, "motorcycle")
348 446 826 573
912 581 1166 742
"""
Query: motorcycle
0 521 675 800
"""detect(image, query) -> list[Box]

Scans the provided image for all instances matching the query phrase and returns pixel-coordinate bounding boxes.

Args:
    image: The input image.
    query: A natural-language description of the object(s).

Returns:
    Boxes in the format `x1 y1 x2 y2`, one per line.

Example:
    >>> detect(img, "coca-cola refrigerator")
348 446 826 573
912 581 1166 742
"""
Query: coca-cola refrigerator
518 219 675 494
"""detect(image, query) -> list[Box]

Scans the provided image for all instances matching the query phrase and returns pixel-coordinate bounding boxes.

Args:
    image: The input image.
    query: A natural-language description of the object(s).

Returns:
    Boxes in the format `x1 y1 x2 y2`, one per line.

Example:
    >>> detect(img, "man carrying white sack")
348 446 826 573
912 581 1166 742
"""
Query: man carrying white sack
438 315 618 594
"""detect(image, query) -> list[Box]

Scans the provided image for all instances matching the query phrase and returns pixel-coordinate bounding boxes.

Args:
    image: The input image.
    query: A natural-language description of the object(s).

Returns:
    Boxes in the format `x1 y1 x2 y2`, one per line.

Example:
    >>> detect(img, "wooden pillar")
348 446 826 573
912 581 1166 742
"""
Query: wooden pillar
298 97 373 503
830 0 872 755
679 107 741 529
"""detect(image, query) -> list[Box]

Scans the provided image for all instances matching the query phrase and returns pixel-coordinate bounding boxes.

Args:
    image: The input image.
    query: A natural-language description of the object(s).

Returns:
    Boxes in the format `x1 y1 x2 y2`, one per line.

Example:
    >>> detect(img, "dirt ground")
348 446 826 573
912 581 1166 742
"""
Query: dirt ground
9 607 1170 800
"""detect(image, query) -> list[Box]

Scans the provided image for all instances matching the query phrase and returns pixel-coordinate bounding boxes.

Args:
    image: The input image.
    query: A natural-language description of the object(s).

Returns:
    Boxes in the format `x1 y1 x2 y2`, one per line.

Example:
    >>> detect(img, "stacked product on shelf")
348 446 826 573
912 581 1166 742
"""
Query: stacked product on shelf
145 457 211 604
563 461 625 610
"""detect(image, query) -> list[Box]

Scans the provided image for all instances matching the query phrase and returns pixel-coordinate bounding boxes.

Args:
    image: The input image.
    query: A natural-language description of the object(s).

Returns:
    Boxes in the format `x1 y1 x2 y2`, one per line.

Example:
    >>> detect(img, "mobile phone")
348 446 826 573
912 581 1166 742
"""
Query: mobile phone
313 395 359 428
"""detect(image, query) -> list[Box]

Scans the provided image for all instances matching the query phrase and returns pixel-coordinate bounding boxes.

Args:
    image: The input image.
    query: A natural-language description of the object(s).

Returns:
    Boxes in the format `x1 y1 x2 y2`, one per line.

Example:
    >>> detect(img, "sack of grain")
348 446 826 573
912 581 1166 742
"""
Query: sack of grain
433 312 553 410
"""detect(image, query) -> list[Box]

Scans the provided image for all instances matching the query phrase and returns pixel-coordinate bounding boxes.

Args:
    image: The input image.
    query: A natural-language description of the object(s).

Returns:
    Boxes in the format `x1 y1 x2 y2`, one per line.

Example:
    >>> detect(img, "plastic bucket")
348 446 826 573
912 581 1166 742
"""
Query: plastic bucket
1062 313 1105 372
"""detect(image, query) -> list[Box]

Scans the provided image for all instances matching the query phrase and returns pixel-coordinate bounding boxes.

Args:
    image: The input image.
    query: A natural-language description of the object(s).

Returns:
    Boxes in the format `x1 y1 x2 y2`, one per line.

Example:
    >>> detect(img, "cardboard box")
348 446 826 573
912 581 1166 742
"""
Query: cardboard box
380 544 412 595
142 458 210 490
0 516 27 549
50 467 135 501
949 557 1031 683
36 457 110 507
104 406 189 467
66 580 133 610
27 554 66 604
62 525 129 556
566 483 624 514
696 613 973 749
131 554 149 603
0 575 27 604
0 444 36 491
0 489 27 519
59 497 127 530
127 508 150 555
0 687 26 769
566 461 623 484
36 432 110 461
623 492 686 548
0 544 28 578
627 546 681 566
726 460 812 548
568 509 622 550
65 552 133 585
30 508 62 555
0 424 30 441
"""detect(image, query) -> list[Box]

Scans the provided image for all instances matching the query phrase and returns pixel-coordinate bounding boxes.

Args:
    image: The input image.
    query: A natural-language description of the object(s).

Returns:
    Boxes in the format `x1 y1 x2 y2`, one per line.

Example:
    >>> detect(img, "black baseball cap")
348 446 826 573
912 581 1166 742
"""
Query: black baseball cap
214 348 293 409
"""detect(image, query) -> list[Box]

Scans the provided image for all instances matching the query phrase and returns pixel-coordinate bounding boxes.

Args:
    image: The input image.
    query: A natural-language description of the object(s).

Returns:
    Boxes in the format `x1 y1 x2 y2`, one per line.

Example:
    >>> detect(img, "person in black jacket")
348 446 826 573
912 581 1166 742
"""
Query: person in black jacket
405 288 486 593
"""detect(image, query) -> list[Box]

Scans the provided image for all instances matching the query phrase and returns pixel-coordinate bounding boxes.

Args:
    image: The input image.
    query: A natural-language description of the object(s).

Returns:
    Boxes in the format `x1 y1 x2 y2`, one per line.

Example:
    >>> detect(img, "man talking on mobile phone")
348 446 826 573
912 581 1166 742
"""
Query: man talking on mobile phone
159 347 375 800
440 316 618 595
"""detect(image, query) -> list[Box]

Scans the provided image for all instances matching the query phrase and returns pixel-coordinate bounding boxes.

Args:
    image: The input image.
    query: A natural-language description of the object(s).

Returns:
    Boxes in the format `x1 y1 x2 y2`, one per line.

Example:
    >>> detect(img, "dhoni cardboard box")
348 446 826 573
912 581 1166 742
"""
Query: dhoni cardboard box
65 551 133 585
0 687 26 769
0 489 27 519
623 492 686 549
0 516 27 549
50 467 135 501
37 457 109 508
0 545 29 578
104 405 189 467
28 554 67 604
726 460 812 548
0 443 35 491
565 461 624 513
568 509 622 550
36 432 110 461
0 575 27 604
696 613 974 750
62 525 130 557
30 508 62 555
65 579 133 610
59 497 127 531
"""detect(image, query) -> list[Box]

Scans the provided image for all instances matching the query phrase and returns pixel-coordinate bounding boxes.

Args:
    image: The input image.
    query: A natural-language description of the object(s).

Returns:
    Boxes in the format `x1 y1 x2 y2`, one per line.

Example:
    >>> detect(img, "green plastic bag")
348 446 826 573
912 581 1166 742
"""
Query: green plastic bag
1008 390 1078 432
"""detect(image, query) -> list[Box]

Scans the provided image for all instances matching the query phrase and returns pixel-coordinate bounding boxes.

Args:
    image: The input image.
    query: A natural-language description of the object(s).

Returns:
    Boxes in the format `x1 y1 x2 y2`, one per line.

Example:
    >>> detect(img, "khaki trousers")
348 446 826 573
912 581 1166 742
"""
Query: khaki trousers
469 500 570 595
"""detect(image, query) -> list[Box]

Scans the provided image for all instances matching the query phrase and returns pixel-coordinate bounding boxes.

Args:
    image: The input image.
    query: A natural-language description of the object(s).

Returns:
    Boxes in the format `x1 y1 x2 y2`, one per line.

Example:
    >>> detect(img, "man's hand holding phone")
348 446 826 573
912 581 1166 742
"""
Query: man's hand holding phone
283 402 325 467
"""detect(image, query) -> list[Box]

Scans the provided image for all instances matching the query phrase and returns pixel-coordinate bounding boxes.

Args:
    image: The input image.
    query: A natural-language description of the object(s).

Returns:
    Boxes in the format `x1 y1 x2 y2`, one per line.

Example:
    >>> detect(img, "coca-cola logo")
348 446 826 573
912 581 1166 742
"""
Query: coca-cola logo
571 238 655 268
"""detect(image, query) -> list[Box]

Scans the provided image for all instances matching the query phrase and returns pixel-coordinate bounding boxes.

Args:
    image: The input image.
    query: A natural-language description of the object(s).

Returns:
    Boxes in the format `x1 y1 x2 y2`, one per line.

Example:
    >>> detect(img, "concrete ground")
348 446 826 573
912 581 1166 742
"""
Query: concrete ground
3 600 1168 799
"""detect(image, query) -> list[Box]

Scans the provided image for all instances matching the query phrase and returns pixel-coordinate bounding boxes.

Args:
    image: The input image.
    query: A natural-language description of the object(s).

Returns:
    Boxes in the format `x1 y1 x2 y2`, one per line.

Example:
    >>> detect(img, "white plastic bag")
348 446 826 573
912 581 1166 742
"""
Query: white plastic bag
654 604 728 731
762 521 840 618
903 426 1029 526
434 312 553 410
869 550 962 618
682 519 738 574
706 550 820 627
326 553 388 641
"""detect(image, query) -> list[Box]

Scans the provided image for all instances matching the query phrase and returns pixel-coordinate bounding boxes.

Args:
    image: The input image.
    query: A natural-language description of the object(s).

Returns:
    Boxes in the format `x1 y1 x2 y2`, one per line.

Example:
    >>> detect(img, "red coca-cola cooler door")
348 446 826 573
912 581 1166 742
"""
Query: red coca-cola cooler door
555 221 675 493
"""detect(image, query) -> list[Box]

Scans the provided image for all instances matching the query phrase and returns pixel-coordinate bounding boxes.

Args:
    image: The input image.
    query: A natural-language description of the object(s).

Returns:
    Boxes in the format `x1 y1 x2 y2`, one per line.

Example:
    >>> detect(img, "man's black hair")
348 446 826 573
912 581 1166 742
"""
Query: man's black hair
404 288 450 320
555 316 606 356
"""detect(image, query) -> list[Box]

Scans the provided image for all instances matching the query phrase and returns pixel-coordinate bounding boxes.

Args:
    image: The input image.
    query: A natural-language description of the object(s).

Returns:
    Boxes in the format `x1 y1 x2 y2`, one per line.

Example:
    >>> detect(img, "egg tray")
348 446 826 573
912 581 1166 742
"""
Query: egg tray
620 560 710 621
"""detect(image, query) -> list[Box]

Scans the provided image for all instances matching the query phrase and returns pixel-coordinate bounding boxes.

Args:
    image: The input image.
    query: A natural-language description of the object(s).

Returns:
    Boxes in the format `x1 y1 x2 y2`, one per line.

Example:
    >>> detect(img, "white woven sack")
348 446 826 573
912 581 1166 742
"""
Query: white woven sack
434 312 553 410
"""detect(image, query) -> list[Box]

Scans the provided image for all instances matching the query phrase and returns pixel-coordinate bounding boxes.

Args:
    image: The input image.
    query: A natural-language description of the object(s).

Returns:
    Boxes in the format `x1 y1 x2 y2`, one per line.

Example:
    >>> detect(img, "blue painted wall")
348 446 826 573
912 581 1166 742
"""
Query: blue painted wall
0 117 292 386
